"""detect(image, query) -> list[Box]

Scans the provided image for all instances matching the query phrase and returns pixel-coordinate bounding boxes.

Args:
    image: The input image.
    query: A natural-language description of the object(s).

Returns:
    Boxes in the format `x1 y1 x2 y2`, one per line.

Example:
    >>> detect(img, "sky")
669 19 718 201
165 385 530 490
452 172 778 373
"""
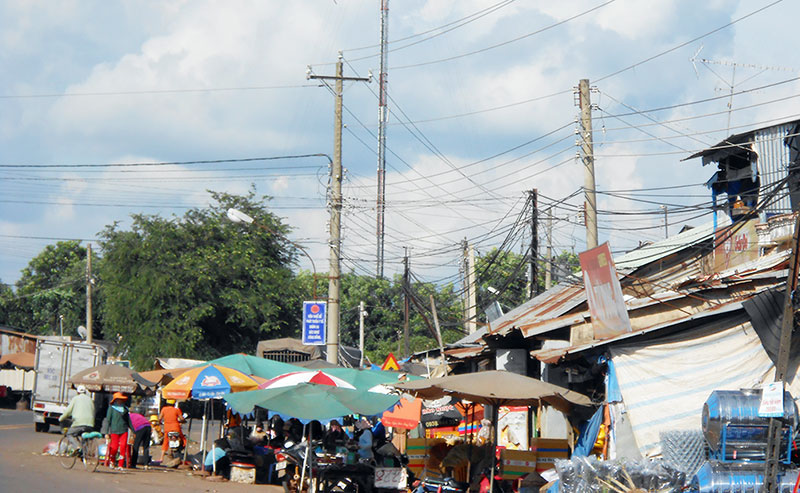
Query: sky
2 0 800 288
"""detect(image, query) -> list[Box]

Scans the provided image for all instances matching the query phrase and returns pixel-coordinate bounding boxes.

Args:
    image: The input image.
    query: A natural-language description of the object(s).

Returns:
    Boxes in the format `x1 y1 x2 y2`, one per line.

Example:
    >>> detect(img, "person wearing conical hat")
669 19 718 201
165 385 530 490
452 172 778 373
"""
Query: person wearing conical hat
105 392 132 469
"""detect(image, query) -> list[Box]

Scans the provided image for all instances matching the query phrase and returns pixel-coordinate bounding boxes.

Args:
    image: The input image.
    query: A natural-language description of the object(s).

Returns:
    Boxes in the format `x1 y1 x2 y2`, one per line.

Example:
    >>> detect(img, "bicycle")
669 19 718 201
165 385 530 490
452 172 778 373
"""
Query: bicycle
57 427 104 472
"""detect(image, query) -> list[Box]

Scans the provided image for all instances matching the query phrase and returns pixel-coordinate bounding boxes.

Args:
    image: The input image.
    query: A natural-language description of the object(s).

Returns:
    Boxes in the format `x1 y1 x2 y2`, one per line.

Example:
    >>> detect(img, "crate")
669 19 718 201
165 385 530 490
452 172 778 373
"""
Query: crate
407 438 427 475
531 438 569 473
230 462 256 484
500 449 538 479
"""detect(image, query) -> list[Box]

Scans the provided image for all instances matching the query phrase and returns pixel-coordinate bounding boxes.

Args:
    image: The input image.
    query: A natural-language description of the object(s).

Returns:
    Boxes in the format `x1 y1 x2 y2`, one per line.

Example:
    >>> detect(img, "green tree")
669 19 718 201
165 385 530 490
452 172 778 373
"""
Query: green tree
97 190 302 369
0 241 90 335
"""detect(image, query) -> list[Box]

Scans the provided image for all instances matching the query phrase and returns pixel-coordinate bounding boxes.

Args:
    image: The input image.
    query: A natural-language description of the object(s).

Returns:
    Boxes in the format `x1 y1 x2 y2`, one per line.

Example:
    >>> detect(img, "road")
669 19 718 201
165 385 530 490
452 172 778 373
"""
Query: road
0 408 283 493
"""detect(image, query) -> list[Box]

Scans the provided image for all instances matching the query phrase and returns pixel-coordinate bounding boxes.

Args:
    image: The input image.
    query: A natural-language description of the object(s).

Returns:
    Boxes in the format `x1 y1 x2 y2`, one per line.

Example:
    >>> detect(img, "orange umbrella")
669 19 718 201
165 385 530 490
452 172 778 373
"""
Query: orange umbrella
382 396 422 430
162 364 258 400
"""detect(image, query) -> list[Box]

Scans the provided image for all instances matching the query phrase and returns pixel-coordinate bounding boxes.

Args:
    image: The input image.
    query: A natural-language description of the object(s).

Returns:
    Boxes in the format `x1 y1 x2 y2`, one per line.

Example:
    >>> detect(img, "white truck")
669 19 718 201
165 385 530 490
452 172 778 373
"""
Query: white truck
31 338 107 432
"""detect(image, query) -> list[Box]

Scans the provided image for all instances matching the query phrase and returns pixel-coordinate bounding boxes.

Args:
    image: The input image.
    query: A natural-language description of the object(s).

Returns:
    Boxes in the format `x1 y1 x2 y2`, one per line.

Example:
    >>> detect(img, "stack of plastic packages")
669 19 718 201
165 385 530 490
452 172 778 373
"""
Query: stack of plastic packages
554 456 685 493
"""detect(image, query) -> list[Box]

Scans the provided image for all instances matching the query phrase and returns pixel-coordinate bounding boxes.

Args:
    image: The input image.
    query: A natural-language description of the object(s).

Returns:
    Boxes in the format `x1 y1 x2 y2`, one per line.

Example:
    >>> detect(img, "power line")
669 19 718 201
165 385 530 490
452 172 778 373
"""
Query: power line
0 84 319 100
0 153 332 169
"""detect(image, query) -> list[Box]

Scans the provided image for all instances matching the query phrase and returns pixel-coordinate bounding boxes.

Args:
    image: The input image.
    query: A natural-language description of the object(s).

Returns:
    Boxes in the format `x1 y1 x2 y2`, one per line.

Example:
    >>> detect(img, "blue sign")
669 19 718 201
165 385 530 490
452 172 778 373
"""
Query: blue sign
302 301 327 346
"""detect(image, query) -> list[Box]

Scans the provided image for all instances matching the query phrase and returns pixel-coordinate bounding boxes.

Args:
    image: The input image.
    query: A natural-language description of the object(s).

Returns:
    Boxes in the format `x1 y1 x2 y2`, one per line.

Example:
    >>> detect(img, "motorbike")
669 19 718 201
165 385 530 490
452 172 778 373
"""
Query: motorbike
165 430 184 458
274 440 321 493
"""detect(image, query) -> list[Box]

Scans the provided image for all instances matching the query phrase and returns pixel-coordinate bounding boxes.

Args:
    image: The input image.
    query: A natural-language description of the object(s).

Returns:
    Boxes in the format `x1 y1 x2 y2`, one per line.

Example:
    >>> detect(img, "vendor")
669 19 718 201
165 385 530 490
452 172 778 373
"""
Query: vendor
355 418 373 460
205 438 231 477
323 419 347 453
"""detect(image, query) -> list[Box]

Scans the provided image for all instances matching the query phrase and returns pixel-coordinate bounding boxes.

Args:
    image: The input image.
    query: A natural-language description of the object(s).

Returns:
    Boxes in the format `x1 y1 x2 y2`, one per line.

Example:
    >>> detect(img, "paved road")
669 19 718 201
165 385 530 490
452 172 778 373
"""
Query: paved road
0 408 282 493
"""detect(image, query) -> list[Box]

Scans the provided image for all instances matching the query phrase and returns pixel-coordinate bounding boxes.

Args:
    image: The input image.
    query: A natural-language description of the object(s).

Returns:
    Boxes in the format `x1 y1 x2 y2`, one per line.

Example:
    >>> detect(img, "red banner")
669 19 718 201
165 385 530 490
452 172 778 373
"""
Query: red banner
579 242 632 340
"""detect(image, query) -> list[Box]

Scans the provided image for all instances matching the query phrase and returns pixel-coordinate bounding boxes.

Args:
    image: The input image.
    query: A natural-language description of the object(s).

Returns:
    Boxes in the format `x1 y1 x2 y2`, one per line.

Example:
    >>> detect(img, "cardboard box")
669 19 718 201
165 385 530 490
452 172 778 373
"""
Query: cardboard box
500 449 538 479
531 438 569 473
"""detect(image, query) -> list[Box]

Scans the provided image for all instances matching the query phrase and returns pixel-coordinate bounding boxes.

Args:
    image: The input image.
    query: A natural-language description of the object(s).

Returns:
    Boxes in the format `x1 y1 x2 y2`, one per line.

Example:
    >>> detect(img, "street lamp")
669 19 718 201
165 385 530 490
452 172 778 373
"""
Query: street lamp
226 208 318 299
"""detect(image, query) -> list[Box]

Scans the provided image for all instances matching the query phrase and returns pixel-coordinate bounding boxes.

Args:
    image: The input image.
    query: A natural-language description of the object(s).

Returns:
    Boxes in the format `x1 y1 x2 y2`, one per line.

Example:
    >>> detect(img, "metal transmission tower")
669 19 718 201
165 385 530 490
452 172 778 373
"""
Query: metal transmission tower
308 53 370 364
376 0 389 278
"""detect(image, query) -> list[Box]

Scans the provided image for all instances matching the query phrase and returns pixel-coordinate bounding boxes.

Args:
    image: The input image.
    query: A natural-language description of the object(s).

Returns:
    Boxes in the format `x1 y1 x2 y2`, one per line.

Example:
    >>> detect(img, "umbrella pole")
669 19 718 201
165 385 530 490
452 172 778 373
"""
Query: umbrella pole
300 425 310 491
200 400 208 470
490 403 499 493
211 399 217 476
182 413 193 464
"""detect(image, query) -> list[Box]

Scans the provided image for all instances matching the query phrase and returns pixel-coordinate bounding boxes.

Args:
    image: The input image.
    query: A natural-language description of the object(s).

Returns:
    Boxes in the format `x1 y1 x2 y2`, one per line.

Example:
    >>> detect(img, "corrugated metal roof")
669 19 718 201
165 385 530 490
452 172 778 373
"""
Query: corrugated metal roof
532 298 746 363
614 220 715 272
683 118 800 163
490 282 586 337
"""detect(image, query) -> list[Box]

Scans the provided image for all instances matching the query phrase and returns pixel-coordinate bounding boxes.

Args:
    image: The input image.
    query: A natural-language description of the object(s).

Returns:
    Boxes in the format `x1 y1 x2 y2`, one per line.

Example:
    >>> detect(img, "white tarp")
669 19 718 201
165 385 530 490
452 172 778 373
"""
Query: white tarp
609 317 774 457
0 369 35 391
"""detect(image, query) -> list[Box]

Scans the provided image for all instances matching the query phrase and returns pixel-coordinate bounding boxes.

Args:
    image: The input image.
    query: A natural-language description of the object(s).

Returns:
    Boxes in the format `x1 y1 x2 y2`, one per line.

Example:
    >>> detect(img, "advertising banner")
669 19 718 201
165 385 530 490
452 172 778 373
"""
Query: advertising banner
579 242 632 340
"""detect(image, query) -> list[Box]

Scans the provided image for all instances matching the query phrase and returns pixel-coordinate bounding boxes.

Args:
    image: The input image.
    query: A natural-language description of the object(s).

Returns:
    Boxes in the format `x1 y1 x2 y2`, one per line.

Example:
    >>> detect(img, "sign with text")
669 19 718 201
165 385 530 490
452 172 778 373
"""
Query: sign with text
302 301 327 346
579 242 632 340
758 382 784 418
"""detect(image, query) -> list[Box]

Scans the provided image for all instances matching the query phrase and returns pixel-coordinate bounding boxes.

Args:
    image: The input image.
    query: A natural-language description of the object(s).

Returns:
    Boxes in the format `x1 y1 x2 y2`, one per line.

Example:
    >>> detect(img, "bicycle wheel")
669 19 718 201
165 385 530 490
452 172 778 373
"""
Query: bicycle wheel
58 436 78 469
83 438 100 472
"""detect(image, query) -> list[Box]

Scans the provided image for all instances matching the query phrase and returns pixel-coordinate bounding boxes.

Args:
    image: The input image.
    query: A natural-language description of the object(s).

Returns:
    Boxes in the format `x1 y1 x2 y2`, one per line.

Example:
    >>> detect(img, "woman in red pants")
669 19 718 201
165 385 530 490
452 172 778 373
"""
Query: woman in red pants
105 392 132 469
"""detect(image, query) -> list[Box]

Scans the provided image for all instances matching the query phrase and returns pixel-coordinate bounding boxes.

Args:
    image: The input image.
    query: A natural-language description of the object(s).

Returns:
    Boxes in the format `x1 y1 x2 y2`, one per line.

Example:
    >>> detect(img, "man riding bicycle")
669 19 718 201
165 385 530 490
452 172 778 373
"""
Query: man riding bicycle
59 385 95 435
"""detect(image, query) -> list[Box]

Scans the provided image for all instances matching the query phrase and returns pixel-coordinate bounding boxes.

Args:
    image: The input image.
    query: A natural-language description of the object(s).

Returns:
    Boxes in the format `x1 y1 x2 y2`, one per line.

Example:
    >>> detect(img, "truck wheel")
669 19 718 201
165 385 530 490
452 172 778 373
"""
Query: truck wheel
35 422 50 433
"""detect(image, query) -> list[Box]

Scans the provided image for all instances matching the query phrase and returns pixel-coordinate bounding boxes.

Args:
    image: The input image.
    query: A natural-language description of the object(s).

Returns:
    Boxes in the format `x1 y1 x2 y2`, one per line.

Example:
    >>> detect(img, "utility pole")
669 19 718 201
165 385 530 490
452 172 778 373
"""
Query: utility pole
463 240 478 334
429 294 444 353
578 79 598 249
308 53 371 364
402 249 410 356
376 0 389 278
661 205 669 239
359 301 366 368
86 243 93 344
763 212 800 493
545 212 553 290
529 190 539 299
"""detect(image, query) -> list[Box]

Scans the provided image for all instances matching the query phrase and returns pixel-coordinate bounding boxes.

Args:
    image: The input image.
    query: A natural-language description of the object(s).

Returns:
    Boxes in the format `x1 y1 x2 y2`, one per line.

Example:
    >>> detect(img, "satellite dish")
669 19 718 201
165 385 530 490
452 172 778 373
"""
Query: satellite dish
76 325 87 340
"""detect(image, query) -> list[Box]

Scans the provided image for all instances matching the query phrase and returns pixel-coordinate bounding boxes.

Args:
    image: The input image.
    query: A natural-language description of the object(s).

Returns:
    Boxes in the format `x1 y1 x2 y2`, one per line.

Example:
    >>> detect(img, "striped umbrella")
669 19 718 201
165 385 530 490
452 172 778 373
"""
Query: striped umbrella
162 364 259 400
259 370 356 390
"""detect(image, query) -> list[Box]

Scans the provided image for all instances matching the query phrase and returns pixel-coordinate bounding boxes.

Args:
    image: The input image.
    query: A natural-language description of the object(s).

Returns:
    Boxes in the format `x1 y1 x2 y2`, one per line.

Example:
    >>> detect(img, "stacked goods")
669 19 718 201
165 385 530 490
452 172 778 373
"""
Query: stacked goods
554 456 685 493
691 388 800 492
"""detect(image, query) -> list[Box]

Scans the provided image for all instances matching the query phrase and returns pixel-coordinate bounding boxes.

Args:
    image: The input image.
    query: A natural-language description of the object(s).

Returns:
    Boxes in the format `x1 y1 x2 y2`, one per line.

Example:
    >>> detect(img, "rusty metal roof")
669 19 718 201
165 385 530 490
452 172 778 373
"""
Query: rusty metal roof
532 298 747 364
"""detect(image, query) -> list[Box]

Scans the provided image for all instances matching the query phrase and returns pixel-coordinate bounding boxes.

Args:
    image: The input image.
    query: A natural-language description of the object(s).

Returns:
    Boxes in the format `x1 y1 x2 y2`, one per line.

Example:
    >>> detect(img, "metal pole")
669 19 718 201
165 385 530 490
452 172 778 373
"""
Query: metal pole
763 212 800 492
579 79 598 249
530 190 538 298
403 249 410 356
376 0 389 278
359 301 366 368
86 243 93 344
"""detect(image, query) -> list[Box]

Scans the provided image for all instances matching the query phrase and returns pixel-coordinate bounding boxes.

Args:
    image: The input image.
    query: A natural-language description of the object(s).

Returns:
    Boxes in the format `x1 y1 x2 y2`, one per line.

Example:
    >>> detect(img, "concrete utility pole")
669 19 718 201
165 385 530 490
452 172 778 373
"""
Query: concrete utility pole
578 79 598 249
529 190 539 299
86 243 93 344
308 53 370 364
545 212 553 290
661 205 669 239
762 212 800 493
464 241 478 334
376 0 389 278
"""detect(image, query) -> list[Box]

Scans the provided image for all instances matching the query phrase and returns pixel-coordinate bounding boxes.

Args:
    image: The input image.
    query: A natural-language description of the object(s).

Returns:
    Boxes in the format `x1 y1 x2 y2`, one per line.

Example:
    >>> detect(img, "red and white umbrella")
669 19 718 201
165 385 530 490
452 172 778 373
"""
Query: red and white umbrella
258 370 356 390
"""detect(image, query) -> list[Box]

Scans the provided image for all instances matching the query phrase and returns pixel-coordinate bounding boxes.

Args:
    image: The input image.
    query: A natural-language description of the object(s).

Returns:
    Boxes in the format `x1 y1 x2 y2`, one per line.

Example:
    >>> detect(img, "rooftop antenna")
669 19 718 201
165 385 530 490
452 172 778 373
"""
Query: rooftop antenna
690 48 800 134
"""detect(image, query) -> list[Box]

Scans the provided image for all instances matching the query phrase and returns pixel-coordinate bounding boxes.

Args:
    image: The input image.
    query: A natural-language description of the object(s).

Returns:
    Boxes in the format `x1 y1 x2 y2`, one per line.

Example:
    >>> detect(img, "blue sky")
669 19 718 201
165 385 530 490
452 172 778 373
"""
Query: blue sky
1 0 799 286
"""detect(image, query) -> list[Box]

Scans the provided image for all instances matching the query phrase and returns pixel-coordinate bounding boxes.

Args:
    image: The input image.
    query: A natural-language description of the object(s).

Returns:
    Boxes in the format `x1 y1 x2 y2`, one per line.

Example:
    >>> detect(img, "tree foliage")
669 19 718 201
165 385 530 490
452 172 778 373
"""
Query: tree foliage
97 190 302 369
0 241 89 335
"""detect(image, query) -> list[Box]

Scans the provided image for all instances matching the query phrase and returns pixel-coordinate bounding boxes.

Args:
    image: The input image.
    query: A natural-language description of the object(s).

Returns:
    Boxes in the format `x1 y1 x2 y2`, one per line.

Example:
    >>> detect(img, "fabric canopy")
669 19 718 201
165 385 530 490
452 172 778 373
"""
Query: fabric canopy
392 370 591 412
67 363 156 393
609 316 774 457
223 383 400 420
